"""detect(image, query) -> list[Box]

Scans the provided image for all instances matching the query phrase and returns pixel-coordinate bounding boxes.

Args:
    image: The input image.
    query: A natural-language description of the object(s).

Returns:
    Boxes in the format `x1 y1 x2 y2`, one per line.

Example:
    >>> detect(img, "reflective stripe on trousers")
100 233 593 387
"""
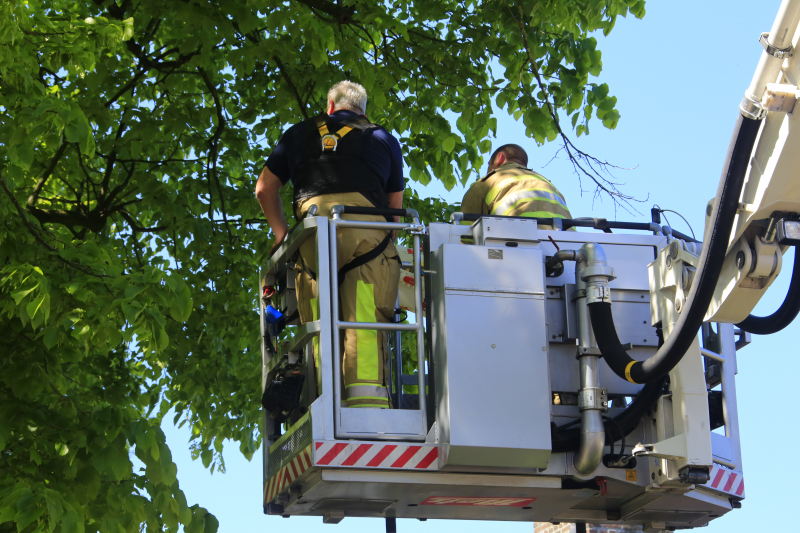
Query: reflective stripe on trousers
294 193 399 409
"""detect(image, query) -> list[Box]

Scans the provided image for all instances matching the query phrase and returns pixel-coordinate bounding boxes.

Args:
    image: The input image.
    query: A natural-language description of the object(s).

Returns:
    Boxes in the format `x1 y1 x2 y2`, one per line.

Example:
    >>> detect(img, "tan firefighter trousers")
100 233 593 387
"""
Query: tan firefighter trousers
295 192 400 408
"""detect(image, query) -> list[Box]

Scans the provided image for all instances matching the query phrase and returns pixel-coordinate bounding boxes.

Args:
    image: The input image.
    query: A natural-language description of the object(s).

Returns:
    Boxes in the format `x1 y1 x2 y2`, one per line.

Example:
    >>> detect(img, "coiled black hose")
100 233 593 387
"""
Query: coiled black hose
736 246 800 334
588 114 763 384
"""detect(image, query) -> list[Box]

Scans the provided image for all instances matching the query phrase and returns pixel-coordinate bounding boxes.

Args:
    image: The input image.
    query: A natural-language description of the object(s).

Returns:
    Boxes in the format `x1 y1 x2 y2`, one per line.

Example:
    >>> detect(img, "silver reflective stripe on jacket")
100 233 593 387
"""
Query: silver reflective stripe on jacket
491 188 568 216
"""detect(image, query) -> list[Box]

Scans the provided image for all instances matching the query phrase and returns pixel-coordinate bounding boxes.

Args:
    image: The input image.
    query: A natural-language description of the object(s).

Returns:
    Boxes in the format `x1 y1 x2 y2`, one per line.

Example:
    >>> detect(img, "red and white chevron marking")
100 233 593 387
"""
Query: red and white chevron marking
704 464 745 498
265 444 313 503
314 440 439 470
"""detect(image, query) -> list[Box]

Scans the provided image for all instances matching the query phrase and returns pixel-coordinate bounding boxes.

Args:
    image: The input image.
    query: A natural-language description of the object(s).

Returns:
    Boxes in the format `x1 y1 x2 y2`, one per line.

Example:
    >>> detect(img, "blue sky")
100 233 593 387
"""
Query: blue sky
163 1 798 531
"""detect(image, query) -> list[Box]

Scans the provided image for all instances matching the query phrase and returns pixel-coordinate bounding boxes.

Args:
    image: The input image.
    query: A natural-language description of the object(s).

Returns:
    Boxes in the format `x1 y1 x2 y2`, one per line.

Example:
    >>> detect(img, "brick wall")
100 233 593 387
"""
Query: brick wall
534 523 643 533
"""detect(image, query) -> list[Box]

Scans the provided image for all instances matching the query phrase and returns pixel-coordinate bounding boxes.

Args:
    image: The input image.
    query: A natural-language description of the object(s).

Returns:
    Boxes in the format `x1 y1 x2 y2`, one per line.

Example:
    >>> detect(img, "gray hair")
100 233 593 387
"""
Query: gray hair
327 81 367 115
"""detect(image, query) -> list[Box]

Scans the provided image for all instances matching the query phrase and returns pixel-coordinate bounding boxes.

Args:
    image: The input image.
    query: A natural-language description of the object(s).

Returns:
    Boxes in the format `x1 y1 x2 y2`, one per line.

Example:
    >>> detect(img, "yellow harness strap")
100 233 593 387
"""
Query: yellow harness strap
316 116 354 152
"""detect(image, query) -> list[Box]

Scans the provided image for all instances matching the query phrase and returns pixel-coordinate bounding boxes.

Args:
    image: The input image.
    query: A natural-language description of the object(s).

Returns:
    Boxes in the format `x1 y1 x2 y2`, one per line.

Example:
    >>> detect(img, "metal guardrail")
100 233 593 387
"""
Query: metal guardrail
329 206 428 437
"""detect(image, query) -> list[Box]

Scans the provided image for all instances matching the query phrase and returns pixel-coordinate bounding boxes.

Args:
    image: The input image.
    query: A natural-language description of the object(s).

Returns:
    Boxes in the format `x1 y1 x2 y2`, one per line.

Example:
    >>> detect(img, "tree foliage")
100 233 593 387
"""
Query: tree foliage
0 0 644 530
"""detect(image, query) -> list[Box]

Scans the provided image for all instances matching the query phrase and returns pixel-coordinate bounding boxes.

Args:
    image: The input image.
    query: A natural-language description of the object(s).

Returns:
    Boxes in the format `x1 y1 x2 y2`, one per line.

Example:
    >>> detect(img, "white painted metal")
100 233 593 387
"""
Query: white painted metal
708 0 800 321
431 241 552 469
328 215 428 441
260 221 749 529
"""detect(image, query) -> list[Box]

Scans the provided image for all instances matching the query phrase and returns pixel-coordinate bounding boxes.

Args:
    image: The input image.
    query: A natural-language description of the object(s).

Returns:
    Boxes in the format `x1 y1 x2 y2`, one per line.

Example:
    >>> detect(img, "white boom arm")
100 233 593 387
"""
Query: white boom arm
707 0 800 322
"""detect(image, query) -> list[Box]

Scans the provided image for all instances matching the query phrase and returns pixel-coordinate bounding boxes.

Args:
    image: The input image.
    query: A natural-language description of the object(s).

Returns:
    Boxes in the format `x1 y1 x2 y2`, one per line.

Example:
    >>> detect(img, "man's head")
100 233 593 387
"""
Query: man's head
487 144 528 172
327 81 367 115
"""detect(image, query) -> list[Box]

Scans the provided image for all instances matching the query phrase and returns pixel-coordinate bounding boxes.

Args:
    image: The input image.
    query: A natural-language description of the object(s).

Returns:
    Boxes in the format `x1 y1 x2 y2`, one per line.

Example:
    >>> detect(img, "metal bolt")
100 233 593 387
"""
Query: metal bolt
666 256 673 269
542 346 547 351
675 298 682 312
707 203 713 216
735 251 745 270
669 241 680 259
491 344 496 348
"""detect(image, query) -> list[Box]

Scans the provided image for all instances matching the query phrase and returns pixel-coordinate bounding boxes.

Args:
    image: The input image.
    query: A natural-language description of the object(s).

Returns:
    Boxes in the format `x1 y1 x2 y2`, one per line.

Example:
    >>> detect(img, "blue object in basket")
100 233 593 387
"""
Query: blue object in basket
265 305 284 324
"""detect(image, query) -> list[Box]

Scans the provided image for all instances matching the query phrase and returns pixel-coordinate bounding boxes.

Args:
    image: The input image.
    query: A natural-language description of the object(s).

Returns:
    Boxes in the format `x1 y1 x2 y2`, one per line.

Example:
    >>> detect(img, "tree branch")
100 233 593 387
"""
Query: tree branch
27 141 68 209
511 3 638 209
0 170 108 278
198 68 232 243
274 57 310 121
117 209 168 233
296 0 356 23
105 69 146 107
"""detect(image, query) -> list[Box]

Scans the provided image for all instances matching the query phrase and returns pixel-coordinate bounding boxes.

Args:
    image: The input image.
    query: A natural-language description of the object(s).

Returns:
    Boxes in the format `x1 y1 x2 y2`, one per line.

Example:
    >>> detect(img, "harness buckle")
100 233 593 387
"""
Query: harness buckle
321 133 340 151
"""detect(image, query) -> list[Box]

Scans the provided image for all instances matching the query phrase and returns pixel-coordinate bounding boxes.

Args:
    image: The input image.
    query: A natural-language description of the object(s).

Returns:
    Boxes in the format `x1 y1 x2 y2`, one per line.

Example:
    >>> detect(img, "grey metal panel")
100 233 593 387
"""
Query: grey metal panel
338 408 426 439
432 243 551 469
471 217 540 246
437 243 546 295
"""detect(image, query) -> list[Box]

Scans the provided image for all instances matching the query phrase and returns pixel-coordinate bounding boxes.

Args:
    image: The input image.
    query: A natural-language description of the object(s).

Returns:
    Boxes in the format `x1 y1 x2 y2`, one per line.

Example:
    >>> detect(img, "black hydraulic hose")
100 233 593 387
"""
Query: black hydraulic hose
587 114 763 384
551 376 668 453
736 246 800 334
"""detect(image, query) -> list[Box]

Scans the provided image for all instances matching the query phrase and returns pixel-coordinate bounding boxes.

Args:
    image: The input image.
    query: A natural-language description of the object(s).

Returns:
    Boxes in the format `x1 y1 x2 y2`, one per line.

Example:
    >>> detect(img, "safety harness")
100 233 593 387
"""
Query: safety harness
295 114 399 286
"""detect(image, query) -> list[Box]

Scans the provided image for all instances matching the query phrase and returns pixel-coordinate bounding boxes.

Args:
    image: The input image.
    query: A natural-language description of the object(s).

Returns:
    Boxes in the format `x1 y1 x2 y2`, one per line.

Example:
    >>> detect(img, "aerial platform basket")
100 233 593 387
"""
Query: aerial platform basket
259 211 746 530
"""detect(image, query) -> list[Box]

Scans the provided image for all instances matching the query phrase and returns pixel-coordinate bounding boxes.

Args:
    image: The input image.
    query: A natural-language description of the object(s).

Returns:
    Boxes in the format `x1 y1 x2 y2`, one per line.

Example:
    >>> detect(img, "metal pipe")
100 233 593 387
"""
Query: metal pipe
334 220 419 231
338 321 419 331
700 347 726 363
413 223 427 422
393 295 402 409
743 0 800 118
573 243 615 475
330 216 343 428
573 358 606 475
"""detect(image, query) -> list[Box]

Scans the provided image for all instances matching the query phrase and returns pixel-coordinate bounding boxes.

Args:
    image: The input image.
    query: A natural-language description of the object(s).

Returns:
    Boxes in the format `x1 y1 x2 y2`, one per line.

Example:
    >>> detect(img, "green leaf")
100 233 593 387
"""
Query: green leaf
204 513 219 533
15 504 45 532
11 286 38 304
42 328 59 349
0 506 15 524
61 509 84 533
441 136 456 154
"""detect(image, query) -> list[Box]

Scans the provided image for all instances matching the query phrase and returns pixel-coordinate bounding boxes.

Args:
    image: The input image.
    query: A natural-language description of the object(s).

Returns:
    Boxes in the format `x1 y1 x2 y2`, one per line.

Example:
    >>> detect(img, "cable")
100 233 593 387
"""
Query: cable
736 245 800 334
602 416 622 456
590 113 763 384
652 204 697 240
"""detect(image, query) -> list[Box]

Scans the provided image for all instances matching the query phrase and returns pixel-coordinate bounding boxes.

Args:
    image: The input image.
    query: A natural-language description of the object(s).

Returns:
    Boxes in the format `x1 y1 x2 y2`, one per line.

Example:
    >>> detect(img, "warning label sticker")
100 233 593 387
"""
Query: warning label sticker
420 496 536 507
626 470 638 482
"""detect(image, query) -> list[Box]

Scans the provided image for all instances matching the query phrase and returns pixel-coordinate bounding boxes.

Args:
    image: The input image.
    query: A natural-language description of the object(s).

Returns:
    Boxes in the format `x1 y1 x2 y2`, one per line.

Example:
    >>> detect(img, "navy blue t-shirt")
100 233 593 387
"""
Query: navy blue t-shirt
264 110 404 193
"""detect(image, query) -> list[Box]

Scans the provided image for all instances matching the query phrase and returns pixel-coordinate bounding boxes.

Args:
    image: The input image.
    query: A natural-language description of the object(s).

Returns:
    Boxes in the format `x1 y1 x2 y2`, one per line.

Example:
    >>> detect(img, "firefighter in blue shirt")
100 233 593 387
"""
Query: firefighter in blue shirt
256 81 403 409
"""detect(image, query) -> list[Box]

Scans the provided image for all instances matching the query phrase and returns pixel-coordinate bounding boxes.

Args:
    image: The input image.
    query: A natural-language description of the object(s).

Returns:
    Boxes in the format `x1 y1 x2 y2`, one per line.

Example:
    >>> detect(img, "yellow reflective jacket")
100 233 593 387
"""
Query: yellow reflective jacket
460 162 572 228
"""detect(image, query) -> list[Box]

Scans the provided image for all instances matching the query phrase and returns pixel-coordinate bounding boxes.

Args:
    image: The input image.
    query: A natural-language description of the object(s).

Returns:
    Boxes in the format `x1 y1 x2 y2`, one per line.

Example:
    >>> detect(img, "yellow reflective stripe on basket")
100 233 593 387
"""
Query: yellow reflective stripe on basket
624 361 638 384
356 280 379 381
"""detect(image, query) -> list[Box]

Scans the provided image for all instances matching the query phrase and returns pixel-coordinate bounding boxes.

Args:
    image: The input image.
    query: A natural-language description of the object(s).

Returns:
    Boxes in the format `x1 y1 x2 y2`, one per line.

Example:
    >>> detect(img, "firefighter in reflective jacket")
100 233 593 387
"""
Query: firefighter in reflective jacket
461 144 572 227
255 81 403 409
